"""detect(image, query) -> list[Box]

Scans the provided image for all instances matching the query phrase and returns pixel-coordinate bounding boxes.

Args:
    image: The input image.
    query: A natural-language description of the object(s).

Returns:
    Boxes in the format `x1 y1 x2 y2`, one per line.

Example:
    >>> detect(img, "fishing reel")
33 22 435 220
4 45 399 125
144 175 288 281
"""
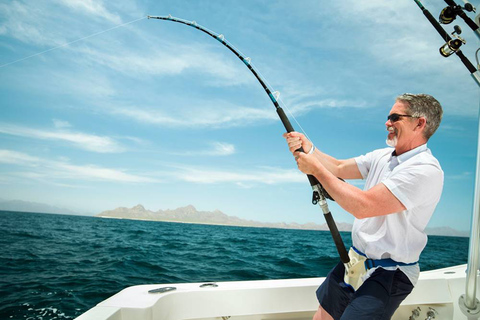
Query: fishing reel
439 2 476 25
439 25 466 57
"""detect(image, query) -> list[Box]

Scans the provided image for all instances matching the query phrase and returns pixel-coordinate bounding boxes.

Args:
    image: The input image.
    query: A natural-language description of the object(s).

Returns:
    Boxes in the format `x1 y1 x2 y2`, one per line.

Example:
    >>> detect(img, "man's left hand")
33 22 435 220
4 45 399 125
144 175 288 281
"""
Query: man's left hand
294 151 320 176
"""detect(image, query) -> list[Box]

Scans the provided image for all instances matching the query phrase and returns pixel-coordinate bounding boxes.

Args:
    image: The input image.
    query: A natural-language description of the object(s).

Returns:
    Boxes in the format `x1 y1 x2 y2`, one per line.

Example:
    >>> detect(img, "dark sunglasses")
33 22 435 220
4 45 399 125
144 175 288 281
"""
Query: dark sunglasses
387 113 414 122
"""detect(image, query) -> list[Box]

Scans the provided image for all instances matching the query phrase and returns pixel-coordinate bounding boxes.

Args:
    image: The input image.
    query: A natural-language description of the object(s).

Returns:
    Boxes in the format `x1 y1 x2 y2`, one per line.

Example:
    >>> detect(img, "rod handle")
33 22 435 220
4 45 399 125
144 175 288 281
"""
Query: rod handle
324 211 350 264
278 106 349 263
277 107 320 187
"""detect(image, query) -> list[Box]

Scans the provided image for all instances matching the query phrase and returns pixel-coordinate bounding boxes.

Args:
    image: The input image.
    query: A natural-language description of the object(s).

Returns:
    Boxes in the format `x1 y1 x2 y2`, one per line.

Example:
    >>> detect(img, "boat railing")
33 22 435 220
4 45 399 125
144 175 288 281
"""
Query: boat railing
461 105 480 316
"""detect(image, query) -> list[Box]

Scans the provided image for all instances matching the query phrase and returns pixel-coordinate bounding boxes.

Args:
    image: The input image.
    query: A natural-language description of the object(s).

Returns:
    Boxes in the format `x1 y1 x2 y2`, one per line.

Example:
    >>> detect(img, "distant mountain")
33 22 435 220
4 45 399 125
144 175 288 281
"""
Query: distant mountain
425 226 469 237
0 200 78 215
97 204 469 236
1 200 468 237
97 204 353 232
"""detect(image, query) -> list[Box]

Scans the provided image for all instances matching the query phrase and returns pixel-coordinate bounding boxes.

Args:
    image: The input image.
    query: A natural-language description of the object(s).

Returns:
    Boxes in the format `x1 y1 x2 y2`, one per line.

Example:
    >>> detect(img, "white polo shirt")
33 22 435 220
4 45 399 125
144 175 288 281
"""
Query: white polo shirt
352 144 443 285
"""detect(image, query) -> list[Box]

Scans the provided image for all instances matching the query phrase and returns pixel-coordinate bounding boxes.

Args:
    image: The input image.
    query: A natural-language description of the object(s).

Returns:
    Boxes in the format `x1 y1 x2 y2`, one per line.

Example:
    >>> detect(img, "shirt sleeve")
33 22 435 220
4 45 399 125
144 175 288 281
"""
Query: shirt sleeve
382 163 444 210
355 153 372 179
354 148 392 179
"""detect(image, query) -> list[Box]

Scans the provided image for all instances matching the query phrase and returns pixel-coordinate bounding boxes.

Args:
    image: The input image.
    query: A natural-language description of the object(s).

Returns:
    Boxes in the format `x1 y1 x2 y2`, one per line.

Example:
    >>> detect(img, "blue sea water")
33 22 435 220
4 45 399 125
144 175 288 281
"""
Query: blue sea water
0 210 470 320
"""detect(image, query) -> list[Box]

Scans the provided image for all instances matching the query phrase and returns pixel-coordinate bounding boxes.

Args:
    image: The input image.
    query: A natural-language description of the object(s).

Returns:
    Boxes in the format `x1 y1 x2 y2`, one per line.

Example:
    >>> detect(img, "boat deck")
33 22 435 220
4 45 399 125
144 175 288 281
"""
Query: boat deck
76 264 480 320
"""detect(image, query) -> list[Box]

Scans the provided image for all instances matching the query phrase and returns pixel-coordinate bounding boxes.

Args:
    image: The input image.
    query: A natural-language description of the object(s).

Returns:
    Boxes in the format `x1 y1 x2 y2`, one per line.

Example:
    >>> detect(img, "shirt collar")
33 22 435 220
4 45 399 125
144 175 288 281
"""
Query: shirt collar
391 144 428 163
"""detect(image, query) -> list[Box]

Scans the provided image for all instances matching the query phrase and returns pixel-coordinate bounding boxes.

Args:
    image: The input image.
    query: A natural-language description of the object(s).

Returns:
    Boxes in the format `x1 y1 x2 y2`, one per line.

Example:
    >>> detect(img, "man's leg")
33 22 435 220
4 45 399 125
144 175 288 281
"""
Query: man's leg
315 262 354 320
340 269 414 320
312 305 334 320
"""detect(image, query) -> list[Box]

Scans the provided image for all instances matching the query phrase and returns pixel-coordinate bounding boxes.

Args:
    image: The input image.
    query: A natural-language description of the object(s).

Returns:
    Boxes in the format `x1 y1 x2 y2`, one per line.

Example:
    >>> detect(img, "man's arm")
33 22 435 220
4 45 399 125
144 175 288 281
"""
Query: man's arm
295 152 406 219
283 132 362 180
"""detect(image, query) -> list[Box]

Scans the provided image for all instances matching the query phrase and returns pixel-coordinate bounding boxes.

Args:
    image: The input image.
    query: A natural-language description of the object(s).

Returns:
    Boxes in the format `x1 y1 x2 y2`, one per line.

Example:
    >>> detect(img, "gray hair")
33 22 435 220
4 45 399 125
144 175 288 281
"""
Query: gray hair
396 93 443 140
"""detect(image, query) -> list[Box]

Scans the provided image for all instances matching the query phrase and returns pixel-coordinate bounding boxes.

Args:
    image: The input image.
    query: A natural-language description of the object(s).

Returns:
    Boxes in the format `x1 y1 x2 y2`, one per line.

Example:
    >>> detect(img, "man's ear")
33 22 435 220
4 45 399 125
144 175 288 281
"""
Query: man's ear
416 117 427 131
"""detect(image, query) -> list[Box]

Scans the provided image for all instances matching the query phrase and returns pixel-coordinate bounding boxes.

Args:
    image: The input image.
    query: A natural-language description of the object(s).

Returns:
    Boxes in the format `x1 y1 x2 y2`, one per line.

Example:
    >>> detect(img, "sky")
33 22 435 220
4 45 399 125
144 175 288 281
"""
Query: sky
0 0 479 232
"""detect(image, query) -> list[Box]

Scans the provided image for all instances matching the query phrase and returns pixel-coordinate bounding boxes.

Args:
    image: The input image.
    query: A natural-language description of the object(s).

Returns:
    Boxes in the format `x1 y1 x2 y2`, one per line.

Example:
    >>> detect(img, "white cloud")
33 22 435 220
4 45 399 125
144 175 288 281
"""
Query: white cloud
165 165 305 184
0 123 124 153
171 142 236 156
53 119 72 129
210 142 235 156
448 171 473 180
0 150 40 166
53 163 157 183
56 0 122 24
0 0 123 51
0 149 157 183
0 1 57 47
77 42 252 86
288 98 368 115
43 69 116 99
0 149 306 186
110 103 276 128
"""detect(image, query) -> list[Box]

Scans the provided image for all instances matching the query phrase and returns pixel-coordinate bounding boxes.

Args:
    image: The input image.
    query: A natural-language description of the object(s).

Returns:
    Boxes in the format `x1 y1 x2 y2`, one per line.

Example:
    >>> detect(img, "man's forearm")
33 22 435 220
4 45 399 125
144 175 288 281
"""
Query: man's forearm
311 160 405 219
313 149 342 176
313 150 362 180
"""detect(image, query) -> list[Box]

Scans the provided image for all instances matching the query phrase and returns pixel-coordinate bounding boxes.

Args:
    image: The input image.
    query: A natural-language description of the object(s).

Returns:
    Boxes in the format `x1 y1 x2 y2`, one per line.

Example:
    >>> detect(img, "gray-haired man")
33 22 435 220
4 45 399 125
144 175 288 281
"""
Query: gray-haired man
284 94 444 320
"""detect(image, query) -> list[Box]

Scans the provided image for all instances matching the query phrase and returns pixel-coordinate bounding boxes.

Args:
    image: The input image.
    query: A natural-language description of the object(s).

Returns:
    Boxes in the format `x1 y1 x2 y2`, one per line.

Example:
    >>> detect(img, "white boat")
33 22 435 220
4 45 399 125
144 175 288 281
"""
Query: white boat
76 263 479 320
76 2 480 319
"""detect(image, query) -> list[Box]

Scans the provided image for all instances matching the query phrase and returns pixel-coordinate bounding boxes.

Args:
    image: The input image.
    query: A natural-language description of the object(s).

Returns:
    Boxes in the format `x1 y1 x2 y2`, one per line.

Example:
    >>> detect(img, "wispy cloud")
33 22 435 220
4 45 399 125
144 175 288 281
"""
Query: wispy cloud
0 149 306 186
0 123 124 153
52 119 72 129
52 162 157 183
288 98 368 115
0 149 157 183
209 142 235 156
0 150 40 166
0 0 124 61
109 103 276 128
164 165 306 184
56 0 122 24
447 171 473 180
77 41 252 86
171 142 236 156
0 1 56 47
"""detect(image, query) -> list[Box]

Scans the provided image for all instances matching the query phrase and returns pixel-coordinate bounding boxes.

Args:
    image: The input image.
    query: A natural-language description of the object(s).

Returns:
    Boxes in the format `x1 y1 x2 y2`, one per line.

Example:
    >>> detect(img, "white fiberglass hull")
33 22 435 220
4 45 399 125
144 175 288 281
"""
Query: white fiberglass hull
76 264 479 320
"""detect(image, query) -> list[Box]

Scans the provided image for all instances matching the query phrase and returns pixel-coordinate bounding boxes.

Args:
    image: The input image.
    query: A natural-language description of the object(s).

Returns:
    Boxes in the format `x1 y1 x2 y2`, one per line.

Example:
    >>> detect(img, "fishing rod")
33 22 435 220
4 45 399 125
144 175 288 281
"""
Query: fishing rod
148 15 350 264
413 0 480 86
440 0 479 38
414 0 480 314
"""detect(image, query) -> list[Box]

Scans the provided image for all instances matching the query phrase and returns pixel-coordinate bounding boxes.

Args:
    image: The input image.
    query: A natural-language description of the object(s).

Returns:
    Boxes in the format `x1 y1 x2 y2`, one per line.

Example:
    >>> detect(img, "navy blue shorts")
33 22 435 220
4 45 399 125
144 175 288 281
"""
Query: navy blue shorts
316 262 414 320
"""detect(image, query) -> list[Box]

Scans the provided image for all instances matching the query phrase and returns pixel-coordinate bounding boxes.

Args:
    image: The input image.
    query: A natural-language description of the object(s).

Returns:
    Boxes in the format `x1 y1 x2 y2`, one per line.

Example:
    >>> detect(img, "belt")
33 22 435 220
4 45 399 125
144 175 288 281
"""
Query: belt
351 246 418 270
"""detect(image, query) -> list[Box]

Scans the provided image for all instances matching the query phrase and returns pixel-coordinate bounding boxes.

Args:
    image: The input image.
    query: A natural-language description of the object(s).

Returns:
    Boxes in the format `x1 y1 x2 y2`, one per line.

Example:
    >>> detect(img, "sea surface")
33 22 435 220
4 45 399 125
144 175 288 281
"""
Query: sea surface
0 210 470 320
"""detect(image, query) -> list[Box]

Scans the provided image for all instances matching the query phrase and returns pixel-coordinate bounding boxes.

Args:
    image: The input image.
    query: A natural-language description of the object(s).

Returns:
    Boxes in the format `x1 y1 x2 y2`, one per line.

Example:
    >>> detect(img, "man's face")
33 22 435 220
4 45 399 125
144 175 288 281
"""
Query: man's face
385 101 419 151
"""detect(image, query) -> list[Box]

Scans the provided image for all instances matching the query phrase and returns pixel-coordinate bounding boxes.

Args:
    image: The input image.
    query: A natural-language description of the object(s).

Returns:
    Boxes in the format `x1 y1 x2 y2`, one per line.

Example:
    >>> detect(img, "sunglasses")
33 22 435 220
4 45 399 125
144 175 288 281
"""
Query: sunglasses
387 113 414 122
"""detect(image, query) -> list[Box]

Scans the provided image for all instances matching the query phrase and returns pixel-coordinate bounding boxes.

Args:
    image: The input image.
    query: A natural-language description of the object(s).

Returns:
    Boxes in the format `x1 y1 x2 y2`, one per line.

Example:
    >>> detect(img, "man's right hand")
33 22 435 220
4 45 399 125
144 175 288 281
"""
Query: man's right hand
283 132 313 155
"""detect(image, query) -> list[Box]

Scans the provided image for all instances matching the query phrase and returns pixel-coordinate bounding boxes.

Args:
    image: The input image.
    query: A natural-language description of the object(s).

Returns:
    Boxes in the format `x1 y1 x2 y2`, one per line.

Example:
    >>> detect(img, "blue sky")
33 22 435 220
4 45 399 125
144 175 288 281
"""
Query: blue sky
0 0 479 232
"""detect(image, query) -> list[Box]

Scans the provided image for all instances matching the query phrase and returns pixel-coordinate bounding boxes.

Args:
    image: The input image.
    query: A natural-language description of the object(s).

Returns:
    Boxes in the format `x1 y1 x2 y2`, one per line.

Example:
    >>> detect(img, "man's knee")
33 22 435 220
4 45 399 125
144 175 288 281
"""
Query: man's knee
313 305 334 320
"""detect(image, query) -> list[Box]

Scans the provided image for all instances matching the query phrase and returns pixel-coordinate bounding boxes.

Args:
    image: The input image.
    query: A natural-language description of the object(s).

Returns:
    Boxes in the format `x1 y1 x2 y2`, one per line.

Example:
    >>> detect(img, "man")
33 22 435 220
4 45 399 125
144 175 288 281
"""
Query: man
284 93 444 320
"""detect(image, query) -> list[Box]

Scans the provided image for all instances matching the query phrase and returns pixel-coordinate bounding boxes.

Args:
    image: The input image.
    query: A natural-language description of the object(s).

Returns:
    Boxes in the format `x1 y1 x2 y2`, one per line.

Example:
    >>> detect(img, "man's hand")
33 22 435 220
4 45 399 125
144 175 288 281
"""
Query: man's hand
294 151 320 175
283 132 313 154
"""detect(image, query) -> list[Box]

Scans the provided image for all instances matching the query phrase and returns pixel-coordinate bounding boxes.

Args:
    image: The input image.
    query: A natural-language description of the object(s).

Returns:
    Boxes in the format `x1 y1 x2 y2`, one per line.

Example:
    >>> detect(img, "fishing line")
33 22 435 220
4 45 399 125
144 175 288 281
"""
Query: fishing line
225 39 313 141
0 16 147 69
259 72 314 143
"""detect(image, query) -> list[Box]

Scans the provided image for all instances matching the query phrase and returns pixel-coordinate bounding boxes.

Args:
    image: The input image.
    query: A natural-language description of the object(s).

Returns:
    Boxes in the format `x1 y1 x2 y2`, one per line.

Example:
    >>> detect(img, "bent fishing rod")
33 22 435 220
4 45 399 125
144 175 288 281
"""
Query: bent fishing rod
413 0 480 87
148 15 350 264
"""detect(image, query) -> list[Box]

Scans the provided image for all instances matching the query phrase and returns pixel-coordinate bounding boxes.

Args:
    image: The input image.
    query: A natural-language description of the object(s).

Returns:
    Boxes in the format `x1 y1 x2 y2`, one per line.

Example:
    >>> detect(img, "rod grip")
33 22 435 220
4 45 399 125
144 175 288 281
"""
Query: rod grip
277 105 348 263
324 212 350 264
277 107 321 187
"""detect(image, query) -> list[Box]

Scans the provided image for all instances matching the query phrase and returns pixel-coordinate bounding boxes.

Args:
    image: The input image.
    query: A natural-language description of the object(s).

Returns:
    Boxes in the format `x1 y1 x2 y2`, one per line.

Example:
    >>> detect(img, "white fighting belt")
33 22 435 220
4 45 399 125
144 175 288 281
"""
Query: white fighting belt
343 247 367 291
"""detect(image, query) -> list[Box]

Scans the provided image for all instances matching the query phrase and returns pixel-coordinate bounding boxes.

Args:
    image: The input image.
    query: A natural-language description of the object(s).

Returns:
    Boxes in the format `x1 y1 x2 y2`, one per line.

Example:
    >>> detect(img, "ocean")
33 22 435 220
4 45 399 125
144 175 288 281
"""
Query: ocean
0 210 470 320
